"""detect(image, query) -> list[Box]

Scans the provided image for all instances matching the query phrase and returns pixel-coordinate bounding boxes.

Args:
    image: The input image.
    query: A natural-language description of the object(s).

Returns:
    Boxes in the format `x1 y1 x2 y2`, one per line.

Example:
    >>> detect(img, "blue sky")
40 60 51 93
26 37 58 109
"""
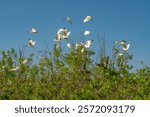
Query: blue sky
0 0 150 70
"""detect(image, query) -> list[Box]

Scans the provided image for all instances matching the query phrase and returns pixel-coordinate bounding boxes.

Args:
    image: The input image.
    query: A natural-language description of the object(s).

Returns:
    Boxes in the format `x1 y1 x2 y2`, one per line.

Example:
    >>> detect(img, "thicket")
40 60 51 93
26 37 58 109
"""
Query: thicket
0 39 150 100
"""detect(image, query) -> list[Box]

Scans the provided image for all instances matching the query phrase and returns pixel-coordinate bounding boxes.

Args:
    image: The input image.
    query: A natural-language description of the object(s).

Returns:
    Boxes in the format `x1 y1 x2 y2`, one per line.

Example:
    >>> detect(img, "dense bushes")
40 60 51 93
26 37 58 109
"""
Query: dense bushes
0 41 150 100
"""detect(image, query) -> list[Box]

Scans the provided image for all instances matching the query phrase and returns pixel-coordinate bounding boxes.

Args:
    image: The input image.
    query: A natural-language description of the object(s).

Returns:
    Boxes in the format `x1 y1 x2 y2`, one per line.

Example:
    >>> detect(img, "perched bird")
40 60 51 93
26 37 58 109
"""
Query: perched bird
84 30 91 36
84 40 93 48
31 28 38 33
67 43 72 48
28 39 36 47
75 43 83 49
64 16 72 25
75 43 80 49
119 53 124 56
83 16 92 23
81 48 85 53
10 66 19 71
22 59 28 64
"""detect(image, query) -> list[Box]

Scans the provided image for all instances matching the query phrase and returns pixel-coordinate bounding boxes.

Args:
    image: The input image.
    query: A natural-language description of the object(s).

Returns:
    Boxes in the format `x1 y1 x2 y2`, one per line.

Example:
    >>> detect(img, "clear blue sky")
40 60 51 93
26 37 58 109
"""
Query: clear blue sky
0 0 150 70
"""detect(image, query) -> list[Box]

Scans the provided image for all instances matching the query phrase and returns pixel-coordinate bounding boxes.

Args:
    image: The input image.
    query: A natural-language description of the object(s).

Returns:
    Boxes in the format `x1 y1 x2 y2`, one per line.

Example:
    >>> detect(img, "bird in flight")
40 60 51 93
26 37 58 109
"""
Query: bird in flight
54 28 71 41
30 28 38 34
84 30 91 36
64 16 72 25
28 39 36 47
120 40 130 51
83 16 92 23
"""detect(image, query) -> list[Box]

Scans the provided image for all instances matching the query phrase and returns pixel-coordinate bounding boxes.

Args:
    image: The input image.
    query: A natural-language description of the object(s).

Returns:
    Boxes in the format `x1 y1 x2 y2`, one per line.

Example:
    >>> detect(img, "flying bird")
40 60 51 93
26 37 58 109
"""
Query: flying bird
62 31 71 39
55 28 71 41
57 28 67 34
55 33 62 41
28 39 36 47
122 44 130 51
83 16 92 23
84 30 91 36
64 16 72 25
120 40 130 51
30 28 38 34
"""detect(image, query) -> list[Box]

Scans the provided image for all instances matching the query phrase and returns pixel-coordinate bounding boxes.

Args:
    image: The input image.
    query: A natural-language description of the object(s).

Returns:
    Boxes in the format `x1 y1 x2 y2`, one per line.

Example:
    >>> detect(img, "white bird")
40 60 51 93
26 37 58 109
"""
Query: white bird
84 30 91 36
57 28 67 34
75 43 80 49
120 41 130 51
84 40 93 48
31 28 38 33
65 16 72 25
81 48 85 53
28 39 36 47
83 16 92 23
122 44 130 51
55 28 71 40
62 31 71 39
67 44 71 48
119 53 124 56
75 43 83 49
120 41 126 45
55 33 62 41
10 67 19 72
22 59 28 64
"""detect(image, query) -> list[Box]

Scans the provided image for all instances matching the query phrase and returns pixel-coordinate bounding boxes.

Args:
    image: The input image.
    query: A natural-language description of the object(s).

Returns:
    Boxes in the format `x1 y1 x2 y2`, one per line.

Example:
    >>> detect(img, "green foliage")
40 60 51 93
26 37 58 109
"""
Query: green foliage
0 42 150 100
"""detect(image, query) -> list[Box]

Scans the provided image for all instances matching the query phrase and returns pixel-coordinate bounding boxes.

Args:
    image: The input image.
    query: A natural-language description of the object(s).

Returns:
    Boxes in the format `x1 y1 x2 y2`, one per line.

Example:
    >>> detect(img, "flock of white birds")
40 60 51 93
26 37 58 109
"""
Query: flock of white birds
8 15 130 71
8 16 93 71
28 16 93 49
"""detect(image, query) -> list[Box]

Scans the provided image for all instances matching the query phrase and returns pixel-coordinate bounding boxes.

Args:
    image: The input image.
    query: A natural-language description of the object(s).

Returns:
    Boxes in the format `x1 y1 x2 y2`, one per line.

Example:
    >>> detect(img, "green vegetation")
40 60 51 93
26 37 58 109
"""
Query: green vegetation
0 39 150 100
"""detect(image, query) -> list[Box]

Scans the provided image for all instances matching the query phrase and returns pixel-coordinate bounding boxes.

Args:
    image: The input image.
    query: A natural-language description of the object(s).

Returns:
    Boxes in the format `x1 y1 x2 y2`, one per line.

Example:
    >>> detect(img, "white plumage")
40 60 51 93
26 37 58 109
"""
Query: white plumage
55 28 71 41
84 40 93 48
28 39 35 47
31 28 38 33
67 44 71 48
83 16 92 23
55 33 62 41
120 41 130 51
122 44 130 51
84 30 91 36
10 67 19 71
22 59 28 64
